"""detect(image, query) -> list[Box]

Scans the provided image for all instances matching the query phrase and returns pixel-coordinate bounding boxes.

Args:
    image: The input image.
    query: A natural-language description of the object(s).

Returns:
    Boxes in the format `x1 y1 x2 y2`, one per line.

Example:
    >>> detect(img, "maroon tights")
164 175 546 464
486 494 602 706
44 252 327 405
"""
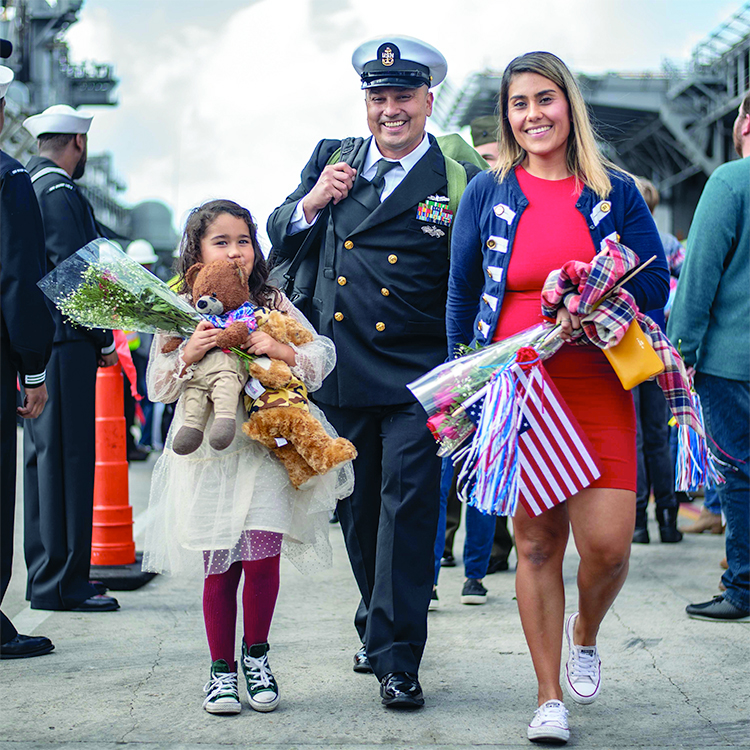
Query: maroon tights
202 555 280 666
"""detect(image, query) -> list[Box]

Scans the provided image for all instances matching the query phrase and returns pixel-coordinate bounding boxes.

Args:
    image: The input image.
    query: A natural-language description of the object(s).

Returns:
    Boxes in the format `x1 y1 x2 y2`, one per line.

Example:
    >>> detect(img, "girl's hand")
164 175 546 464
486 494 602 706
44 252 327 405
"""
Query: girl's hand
556 307 581 341
243 330 296 366
182 320 219 366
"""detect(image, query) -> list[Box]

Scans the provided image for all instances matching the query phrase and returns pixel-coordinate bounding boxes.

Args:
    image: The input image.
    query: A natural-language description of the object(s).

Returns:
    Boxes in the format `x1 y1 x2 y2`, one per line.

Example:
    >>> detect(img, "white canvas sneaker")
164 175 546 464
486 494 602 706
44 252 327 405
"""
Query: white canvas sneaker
564 612 601 704
527 699 570 743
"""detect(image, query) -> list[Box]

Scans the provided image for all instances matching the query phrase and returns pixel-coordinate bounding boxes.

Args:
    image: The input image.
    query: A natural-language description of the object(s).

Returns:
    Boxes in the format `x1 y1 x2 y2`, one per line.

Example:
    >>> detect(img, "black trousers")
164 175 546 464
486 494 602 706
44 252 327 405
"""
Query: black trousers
23 341 98 610
320 400 441 679
1 338 20 642
634 380 677 515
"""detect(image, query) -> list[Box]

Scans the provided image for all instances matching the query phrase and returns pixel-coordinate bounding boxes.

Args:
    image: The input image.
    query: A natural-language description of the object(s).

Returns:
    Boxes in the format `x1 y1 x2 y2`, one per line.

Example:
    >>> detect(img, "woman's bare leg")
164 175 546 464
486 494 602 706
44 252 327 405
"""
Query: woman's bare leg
567 487 635 645
513 501 570 705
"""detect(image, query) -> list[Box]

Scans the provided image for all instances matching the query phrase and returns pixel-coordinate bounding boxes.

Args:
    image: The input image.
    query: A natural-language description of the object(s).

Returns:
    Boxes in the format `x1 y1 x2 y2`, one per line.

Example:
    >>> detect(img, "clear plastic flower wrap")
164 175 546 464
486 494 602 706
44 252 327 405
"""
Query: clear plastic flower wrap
37 238 202 337
407 322 562 455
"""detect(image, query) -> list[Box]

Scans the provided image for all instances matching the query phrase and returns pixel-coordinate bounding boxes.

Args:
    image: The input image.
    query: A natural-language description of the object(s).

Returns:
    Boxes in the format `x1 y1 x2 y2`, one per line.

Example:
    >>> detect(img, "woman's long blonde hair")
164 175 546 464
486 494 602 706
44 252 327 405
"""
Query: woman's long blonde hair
493 51 625 198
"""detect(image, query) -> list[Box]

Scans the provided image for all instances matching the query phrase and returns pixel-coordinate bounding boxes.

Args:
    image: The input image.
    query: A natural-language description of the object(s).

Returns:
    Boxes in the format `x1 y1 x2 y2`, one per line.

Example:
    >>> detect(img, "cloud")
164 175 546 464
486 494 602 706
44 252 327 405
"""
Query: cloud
65 0 737 247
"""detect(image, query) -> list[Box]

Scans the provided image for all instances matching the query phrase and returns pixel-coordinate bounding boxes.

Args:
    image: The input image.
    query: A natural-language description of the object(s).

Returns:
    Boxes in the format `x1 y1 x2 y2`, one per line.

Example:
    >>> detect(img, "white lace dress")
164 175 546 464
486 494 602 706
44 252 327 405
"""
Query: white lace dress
140 294 354 577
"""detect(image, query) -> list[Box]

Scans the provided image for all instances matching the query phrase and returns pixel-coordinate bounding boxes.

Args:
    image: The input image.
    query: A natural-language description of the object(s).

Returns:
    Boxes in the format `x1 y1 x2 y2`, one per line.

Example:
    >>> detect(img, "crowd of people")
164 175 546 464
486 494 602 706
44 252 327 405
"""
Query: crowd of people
1 32 748 747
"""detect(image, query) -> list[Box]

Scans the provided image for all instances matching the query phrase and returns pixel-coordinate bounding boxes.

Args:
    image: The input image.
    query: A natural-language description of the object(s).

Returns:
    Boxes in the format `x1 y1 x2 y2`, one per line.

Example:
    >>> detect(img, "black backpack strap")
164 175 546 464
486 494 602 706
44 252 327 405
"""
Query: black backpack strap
276 137 364 295
323 136 363 279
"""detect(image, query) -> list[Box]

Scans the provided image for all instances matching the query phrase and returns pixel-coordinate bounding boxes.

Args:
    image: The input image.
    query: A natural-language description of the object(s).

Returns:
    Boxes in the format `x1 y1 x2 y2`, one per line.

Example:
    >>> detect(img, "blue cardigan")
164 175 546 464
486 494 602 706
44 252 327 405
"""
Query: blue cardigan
447 168 669 355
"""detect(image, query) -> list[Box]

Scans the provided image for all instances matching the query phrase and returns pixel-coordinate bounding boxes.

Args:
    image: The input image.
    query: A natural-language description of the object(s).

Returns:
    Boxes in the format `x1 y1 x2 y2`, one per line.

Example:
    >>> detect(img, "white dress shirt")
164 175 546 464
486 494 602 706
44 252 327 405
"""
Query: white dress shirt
288 133 432 233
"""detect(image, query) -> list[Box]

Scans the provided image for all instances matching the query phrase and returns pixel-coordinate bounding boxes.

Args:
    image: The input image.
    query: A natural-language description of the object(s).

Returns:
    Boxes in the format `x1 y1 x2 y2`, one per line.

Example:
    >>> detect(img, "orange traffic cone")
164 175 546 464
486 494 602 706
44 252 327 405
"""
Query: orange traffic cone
90 363 156 590
91 363 135 565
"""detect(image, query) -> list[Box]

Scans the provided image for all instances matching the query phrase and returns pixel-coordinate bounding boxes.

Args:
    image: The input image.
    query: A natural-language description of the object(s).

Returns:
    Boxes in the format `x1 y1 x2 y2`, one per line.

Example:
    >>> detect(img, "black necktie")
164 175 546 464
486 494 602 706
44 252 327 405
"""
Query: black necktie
371 159 400 199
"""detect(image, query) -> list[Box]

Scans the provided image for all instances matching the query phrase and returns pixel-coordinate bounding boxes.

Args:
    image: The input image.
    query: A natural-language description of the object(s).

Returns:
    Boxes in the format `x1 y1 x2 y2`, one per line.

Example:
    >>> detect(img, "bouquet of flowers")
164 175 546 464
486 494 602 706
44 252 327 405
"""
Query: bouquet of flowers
407 322 563 456
38 238 203 337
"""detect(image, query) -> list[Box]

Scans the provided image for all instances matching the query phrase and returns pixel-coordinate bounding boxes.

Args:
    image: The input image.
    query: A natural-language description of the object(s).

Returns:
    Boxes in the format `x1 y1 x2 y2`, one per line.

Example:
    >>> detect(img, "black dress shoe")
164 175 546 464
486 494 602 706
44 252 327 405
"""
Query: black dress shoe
353 645 373 673
632 526 650 544
89 580 108 595
440 553 456 568
486 557 510 574
380 672 424 708
69 595 120 612
0 634 55 659
127 445 150 462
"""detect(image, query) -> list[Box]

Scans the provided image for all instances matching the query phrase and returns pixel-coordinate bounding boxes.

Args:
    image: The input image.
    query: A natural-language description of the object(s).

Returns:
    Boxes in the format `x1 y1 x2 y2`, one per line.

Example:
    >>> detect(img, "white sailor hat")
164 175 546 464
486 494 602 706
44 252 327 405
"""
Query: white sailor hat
352 35 447 90
0 65 13 100
23 104 93 138
127 239 158 265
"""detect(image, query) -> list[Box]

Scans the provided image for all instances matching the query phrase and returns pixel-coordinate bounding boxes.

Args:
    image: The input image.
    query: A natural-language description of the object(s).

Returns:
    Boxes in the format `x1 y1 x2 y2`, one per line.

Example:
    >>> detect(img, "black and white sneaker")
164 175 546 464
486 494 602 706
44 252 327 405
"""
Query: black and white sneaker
460 578 488 605
241 641 279 712
202 659 241 715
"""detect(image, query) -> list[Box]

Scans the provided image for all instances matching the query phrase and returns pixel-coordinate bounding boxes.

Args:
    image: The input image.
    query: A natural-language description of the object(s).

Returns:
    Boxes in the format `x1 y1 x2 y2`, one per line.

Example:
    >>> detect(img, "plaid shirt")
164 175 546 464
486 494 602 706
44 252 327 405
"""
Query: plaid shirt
542 240 701 432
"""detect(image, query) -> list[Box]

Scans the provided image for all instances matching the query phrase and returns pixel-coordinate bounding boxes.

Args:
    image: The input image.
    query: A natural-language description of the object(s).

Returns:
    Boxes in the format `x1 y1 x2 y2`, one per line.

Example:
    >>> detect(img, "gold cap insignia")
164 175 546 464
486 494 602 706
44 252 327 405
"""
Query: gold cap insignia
382 46 395 67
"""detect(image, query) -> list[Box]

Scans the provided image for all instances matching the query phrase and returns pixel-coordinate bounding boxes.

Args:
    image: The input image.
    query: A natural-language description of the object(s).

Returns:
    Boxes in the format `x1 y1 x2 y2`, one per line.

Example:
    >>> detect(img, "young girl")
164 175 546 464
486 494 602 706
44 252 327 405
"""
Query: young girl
447 53 668 743
142 199 353 715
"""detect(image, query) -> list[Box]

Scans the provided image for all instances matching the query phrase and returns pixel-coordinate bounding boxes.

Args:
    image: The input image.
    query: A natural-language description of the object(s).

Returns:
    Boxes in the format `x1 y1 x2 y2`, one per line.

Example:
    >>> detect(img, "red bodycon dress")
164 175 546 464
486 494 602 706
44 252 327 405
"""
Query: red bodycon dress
492 167 636 491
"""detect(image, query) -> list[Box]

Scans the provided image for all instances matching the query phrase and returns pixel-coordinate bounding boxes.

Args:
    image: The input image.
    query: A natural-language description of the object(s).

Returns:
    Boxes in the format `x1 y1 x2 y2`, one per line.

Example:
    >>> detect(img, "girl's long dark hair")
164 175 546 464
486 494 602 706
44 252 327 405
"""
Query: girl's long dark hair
175 199 280 308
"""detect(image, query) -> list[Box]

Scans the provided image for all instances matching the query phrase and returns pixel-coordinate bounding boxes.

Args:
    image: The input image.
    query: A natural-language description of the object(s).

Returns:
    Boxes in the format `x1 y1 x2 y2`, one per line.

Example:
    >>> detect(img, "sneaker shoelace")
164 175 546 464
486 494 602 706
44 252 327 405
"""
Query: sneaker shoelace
534 700 569 725
243 653 274 691
570 645 599 683
203 671 238 701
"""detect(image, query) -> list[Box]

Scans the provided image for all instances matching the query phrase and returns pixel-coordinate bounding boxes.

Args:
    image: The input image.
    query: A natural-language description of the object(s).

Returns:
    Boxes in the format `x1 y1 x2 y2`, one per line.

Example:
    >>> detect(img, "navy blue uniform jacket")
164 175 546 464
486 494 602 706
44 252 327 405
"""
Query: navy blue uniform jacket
268 134 479 408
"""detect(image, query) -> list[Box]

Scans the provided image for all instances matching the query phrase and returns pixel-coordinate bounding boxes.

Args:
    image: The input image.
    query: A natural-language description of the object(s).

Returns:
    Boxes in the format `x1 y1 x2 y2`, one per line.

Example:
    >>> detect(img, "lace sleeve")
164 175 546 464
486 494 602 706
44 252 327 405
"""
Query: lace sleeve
146 332 196 404
276 294 336 393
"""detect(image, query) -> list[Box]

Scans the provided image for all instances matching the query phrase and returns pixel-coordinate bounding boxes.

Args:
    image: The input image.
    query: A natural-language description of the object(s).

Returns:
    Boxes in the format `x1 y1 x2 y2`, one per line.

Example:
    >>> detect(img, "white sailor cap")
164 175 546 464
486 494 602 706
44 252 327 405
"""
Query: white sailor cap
352 35 447 90
127 239 158 265
23 104 93 138
0 65 13 100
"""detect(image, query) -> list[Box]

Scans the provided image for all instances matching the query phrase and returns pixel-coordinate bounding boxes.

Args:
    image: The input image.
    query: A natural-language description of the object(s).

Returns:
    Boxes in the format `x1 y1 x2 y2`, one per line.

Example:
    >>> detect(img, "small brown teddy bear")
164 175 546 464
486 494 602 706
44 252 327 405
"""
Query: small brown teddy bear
165 259 259 455
166 258 357 488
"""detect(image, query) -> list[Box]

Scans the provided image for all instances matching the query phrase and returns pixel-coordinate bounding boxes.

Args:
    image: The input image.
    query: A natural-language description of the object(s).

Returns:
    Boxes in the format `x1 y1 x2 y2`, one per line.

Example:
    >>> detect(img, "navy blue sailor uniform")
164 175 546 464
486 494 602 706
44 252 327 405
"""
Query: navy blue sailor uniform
0 151 54 641
268 134 479 678
23 155 114 610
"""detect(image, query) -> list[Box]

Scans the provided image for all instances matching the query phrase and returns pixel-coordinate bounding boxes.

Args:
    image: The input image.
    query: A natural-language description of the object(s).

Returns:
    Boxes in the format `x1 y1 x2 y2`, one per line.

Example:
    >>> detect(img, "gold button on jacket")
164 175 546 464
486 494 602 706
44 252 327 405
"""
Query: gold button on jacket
337 276 347 286
344 240 354 250
486 238 496 249
375 322 385 332
387 254 398 264
380 287 390 296
334 312 344 322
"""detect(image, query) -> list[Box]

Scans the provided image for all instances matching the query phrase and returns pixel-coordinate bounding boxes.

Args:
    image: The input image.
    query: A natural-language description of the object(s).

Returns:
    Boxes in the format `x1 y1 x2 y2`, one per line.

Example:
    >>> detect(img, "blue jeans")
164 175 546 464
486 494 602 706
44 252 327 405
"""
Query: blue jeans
695 373 749 611
703 487 722 515
433 457 454 585
433 457 495 584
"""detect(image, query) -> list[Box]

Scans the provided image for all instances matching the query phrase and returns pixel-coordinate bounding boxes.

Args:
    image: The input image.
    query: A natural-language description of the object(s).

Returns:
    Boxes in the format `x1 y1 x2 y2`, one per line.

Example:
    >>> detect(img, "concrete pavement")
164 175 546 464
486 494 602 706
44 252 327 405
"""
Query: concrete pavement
1 440 748 749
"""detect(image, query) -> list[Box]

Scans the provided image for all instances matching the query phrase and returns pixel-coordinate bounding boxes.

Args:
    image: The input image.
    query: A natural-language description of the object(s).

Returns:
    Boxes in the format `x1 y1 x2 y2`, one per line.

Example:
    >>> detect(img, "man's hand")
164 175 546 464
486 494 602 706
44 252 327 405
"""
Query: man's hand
98 351 119 368
17 383 49 419
301 162 357 222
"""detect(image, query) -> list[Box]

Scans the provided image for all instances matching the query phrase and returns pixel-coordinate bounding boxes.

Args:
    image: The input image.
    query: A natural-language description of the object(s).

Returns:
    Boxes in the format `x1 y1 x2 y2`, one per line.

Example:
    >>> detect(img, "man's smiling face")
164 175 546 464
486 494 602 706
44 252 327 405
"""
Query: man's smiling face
365 85 433 160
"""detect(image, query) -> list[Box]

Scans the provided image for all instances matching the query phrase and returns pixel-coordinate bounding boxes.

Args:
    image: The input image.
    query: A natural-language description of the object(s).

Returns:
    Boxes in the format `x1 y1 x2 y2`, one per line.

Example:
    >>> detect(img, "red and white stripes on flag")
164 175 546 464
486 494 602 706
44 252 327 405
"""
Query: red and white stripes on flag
513 363 602 517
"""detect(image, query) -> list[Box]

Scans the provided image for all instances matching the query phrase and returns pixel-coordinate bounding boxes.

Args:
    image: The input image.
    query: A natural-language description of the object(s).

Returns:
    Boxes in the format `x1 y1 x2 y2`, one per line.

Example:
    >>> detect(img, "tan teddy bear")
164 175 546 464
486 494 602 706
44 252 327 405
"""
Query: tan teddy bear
242 308 358 489
166 258 357 487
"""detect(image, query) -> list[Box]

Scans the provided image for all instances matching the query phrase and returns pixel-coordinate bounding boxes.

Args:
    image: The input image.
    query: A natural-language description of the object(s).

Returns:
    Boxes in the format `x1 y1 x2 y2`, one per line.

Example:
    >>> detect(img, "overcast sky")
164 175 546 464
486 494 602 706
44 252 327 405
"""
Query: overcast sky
64 0 740 248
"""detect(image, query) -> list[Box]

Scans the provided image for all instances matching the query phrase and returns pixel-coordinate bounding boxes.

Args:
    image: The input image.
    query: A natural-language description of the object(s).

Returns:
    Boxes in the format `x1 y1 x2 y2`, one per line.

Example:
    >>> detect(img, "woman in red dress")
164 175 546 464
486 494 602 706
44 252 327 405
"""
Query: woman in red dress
447 52 669 743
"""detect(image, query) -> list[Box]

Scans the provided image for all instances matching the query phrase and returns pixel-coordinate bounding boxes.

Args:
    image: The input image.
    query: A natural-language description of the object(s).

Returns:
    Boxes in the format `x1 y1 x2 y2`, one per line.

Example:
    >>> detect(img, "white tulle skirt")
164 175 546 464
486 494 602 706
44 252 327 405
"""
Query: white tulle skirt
141 397 354 577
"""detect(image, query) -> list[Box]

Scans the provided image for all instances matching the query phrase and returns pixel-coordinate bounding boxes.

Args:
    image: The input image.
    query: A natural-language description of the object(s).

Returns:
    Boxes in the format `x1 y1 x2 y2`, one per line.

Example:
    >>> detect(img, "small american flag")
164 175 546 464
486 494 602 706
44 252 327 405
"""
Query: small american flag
513 363 602 516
